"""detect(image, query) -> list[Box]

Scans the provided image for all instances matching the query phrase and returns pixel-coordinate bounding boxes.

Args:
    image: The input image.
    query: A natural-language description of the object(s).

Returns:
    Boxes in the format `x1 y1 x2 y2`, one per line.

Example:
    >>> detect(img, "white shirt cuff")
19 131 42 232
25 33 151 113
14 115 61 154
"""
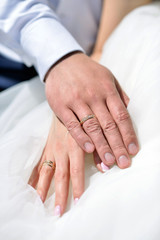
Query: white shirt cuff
21 17 84 81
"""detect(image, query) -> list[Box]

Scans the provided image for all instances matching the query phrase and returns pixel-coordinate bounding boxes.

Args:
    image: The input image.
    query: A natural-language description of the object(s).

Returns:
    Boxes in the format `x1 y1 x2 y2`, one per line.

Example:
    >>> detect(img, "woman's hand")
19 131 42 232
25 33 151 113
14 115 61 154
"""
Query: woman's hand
28 116 111 216
28 116 84 216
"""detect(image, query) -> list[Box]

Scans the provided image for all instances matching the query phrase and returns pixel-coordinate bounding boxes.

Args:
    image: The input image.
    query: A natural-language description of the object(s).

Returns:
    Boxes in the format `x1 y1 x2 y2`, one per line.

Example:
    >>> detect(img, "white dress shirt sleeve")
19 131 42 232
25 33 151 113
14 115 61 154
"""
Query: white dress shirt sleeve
0 0 84 81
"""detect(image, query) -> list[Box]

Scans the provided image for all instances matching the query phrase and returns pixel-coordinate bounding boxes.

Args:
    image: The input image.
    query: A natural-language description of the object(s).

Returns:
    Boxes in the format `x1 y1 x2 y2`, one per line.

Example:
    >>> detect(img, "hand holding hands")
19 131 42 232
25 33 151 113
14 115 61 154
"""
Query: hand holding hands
45 52 139 169
28 115 118 217
29 52 139 216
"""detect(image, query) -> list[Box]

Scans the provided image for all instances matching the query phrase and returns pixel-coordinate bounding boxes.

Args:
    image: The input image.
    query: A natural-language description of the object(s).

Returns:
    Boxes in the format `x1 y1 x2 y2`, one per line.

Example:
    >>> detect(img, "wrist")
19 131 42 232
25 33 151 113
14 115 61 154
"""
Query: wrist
45 51 83 82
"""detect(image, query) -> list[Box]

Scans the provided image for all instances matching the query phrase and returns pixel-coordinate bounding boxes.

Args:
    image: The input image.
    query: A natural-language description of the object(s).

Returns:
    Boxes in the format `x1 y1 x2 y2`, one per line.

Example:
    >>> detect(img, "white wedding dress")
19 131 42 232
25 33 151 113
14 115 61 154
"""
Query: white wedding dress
1 3 160 240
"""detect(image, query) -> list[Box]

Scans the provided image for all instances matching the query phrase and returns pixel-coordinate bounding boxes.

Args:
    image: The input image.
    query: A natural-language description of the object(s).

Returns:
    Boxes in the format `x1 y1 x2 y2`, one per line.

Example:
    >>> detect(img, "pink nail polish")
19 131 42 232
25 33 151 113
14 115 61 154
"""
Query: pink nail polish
74 198 79 205
101 162 109 172
54 205 61 217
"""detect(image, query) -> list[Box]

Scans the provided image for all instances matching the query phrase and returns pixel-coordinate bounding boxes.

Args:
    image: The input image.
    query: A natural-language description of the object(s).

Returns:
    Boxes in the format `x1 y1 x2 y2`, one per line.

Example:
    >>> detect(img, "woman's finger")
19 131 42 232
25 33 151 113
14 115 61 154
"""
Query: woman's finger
93 150 110 173
28 164 39 188
28 154 45 188
37 160 55 202
28 136 52 189
54 155 70 216
68 134 85 203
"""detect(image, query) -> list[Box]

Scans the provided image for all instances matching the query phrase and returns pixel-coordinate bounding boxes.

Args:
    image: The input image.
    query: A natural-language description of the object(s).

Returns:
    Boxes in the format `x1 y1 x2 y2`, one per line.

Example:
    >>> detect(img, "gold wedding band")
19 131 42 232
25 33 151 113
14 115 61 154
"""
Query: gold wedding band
80 114 96 126
43 160 56 171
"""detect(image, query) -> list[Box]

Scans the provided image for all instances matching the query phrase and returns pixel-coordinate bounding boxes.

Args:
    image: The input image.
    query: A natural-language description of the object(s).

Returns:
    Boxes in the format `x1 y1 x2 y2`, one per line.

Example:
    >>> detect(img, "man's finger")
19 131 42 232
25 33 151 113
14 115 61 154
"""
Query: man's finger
92 102 131 169
61 108 95 153
72 102 115 167
107 92 139 156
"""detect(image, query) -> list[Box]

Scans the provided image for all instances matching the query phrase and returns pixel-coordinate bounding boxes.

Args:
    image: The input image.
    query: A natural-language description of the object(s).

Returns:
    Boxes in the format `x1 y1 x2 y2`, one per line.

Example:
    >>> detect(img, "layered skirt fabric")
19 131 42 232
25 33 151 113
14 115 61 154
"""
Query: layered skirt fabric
1 3 160 240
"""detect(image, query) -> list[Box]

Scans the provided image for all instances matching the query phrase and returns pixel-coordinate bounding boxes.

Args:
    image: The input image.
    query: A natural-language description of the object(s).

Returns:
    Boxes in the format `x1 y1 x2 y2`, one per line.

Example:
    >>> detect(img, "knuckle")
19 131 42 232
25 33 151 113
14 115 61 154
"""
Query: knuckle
70 166 82 177
84 119 101 134
116 111 130 123
102 77 116 93
105 84 116 96
103 121 117 134
112 144 125 152
124 131 135 140
99 144 111 153
124 134 136 145
55 169 68 182
86 88 97 101
65 120 80 132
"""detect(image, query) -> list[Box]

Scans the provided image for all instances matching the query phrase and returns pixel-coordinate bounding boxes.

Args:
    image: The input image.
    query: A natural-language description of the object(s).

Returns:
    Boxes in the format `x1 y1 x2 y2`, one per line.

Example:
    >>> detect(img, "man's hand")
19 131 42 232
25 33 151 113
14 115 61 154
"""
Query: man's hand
45 52 139 169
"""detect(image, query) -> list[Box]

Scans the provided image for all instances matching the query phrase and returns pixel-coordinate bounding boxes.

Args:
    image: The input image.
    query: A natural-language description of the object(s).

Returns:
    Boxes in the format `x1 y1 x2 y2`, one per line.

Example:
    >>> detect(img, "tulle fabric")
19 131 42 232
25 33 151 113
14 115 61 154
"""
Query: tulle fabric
1 2 160 239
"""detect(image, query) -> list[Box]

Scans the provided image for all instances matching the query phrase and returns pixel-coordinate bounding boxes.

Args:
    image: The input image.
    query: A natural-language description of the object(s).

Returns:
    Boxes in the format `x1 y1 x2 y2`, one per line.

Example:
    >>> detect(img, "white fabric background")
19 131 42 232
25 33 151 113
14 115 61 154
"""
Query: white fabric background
0 2 160 239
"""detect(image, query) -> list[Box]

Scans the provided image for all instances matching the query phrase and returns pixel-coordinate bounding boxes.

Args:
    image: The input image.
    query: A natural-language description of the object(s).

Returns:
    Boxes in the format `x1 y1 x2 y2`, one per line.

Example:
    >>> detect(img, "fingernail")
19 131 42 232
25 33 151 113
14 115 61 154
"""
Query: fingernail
101 162 110 172
118 155 130 168
104 153 115 165
84 142 94 153
54 205 61 217
128 143 138 155
74 198 79 205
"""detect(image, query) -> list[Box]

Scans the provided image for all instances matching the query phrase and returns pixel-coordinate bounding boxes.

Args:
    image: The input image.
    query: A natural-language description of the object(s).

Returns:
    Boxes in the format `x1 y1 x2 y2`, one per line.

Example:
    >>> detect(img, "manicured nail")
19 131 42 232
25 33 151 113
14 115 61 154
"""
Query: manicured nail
84 142 94 153
54 205 61 217
128 143 138 155
118 155 130 168
104 152 115 165
74 198 79 205
101 162 110 172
